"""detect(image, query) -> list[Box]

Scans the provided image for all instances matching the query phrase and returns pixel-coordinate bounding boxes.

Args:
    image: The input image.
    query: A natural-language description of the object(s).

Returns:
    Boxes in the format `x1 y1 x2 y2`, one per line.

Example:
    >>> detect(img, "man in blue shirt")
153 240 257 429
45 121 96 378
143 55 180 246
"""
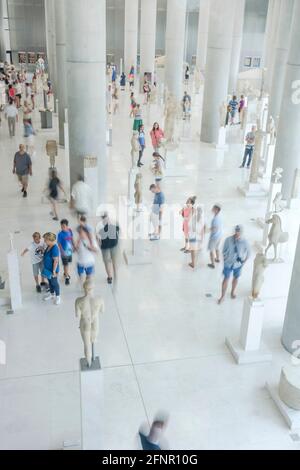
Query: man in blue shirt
57 219 74 286
218 225 251 304
149 184 165 241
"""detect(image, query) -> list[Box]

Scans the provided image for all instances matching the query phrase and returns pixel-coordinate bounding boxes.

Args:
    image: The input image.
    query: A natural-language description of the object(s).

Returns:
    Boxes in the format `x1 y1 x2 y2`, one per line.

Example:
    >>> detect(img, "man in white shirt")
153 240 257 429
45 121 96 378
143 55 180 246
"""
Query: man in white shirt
5 99 18 137
70 176 93 217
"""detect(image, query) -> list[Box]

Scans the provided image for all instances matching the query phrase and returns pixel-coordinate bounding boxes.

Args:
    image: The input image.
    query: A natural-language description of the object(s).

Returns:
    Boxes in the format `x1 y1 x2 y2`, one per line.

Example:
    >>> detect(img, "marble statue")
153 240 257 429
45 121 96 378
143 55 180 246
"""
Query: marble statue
250 119 264 184
267 115 276 145
164 92 179 146
75 280 104 368
134 173 143 211
251 253 269 299
279 367 300 411
131 131 140 167
150 85 157 105
194 66 202 94
273 192 284 213
219 102 227 128
272 167 283 184
265 214 289 261
46 140 58 168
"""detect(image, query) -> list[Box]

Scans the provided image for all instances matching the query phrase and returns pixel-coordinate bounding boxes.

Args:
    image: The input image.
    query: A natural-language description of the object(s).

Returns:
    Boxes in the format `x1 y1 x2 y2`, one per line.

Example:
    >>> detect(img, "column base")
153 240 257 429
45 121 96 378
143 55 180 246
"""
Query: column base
80 357 101 372
225 337 272 365
266 382 300 430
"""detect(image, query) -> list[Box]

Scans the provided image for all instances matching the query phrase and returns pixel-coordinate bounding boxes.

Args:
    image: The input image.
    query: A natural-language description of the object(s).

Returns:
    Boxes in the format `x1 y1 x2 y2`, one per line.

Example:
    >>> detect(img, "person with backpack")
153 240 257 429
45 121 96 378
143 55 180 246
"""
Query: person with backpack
97 213 120 285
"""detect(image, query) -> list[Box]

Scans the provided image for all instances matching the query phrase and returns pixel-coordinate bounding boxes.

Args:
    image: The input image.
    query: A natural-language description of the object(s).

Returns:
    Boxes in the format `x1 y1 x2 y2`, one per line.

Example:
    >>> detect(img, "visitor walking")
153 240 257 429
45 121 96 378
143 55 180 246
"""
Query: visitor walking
112 87 119 115
129 92 137 117
207 204 223 269
218 225 251 304
5 99 18 137
149 184 165 241
139 412 169 451
70 176 93 217
97 212 120 285
228 95 239 125
180 196 196 253
21 232 47 293
143 80 151 104
42 233 61 305
129 65 135 88
150 123 164 152
238 95 246 124
240 126 256 169
13 144 32 198
188 205 205 269
120 72 126 90
57 219 74 286
133 104 143 131
151 152 165 187
75 226 98 286
137 124 146 168
182 91 191 120
47 170 66 221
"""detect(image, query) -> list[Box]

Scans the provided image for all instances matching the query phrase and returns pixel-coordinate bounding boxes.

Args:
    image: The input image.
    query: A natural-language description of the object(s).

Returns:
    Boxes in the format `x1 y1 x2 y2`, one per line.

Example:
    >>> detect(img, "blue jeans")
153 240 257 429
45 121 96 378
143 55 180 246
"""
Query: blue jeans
242 146 254 167
49 276 60 296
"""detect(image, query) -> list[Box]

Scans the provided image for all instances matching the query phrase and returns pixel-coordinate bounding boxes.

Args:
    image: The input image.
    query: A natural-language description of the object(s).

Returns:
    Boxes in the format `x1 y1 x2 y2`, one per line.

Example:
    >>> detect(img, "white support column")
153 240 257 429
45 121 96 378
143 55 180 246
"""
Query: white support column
165 0 188 100
196 0 210 73
66 0 107 205
268 0 294 124
140 0 157 86
124 0 139 77
200 0 235 144
54 0 67 147
282 227 300 354
228 0 246 94
272 0 300 201
0 0 6 62
265 0 282 93
262 0 274 70
45 0 57 99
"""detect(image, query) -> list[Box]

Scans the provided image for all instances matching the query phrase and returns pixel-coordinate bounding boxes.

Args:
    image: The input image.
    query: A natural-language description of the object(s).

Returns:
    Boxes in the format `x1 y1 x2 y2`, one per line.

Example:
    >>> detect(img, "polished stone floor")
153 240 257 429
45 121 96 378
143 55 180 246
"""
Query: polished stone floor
0 78 299 450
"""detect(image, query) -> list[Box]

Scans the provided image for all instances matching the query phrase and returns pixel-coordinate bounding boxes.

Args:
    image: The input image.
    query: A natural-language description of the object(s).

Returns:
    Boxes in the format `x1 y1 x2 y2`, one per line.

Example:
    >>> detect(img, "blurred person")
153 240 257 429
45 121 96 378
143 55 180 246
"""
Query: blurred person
207 204 223 269
151 152 165 187
129 65 135 88
70 176 93 217
149 184 165 241
75 226 98 286
185 65 190 83
182 91 191 120
137 124 146 168
129 92 136 117
106 84 112 114
97 212 120 285
139 412 169 451
112 86 119 115
180 196 196 253
21 232 48 293
5 99 18 137
228 95 239 125
218 225 251 304
42 233 61 305
188 205 205 269
13 143 32 198
240 126 256 169
133 104 143 131
150 122 164 153
47 170 66 221
143 80 151 104
57 219 74 286
120 72 126 90
238 94 245 124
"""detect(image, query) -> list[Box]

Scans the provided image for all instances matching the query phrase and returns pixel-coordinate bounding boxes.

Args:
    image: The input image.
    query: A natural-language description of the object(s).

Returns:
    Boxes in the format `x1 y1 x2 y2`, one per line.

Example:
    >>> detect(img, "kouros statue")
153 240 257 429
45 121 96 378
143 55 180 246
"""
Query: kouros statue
265 214 289 261
134 173 143 212
46 140 58 169
164 92 179 146
267 115 276 145
250 119 264 184
75 280 104 368
131 131 140 167
251 253 269 299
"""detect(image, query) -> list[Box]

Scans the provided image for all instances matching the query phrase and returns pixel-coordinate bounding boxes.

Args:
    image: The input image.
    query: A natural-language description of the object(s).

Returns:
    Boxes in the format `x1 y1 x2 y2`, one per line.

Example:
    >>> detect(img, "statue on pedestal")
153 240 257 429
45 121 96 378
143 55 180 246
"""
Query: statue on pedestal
250 119 264 184
46 140 58 169
272 167 283 184
251 253 269 299
75 280 104 368
134 173 143 212
273 192 284 213
265 214 289 261
131 131 140 168
267 115 276 145
164 92 179 146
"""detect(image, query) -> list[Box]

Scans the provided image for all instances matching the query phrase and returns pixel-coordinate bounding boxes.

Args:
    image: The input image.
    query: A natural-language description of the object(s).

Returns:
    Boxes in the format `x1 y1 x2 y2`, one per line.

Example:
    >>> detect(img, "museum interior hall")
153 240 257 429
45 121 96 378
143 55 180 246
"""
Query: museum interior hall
0 0 300 451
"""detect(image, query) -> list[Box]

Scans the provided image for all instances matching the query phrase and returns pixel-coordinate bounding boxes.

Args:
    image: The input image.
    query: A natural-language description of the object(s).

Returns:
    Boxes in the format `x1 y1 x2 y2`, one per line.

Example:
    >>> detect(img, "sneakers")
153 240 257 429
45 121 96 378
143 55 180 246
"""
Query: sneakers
23 191 27 198
150 235 160 241
36 285 42 293
54 296 61 305
107 277 113 285
43 293 54 301
52 217 59 221
65 276 70 286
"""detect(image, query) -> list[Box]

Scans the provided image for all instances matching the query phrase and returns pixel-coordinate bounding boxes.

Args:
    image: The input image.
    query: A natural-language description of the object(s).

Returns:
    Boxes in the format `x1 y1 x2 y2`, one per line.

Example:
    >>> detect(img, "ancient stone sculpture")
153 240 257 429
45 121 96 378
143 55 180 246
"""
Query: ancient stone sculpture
219 102 227 128
134 173 143 211
251 253 269 299
273 192 284 213
75 280 104 368
265 214 289 261
250 119 264 184
164 92 179 146
46 140 58 169
131 131 140 167
267 115 276 145
272 167 283 184
279 367 300 411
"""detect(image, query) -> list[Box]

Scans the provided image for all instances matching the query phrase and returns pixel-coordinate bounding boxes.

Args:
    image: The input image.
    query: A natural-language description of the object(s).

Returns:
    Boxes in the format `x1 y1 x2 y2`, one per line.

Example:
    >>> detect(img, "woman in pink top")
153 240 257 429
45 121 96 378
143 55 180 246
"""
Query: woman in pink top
150 122 164 152
180 196 197 253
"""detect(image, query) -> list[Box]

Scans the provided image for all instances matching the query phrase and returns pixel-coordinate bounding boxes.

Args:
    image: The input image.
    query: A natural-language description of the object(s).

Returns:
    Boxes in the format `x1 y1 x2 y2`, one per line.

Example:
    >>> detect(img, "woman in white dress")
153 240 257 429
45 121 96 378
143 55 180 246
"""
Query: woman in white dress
188 205 205 269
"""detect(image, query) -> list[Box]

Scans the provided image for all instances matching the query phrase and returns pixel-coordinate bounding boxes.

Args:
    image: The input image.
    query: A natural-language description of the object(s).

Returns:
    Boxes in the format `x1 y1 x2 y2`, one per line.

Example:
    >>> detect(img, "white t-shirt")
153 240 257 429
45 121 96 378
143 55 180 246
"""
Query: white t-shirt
5 104 18 118
77 238 97 267
28 241 46 264
26 86 32 97
71 181 93 214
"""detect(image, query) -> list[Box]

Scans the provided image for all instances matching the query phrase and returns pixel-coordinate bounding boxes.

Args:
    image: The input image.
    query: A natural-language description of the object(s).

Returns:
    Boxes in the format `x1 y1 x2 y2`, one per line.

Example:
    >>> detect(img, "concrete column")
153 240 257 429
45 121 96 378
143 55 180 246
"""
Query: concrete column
54 0 67 147
272 0 300 201
265 0 281 93
282 227 300 354
165 0 187 100
269 0 294 124
196 0 210 73
124 0 139 77
228 0 246 94
200 0 235 144
0 0 6 61
262 0 275 70
45 0 57 97
140 0 157 86
66 0 107 204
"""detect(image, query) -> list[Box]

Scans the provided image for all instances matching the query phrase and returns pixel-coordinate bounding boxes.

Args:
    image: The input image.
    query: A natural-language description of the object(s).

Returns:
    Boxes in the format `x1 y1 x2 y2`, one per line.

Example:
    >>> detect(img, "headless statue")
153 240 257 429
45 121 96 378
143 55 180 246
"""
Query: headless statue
273 192 284 213
75 280 104 368
250 119 264 184
251 253 269 299
164 92 179 145
131 131 140 168
134 173 143 211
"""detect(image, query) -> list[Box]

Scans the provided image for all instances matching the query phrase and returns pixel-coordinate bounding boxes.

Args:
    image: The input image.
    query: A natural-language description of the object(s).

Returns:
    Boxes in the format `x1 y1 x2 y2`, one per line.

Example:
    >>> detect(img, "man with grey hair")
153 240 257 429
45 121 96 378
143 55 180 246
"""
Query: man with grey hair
218 225 251 304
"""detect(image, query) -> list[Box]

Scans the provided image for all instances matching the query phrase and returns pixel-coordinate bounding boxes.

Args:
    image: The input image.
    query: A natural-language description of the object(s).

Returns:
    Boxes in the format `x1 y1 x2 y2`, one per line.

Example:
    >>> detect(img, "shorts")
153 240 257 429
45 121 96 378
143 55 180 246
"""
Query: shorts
16 94 22 99
208 238 221 252
62 256 72 266
32 261 44 277
101 246 118 265
77 264 94 276
17 174 29 185
223 266 242 280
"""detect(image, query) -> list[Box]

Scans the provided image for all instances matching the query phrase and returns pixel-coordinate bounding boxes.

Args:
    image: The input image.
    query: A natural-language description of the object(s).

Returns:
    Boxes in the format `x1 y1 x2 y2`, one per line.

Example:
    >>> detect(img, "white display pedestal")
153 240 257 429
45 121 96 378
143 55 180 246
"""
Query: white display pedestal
226 297 272 365
80 366 103 450
266 383 300 430
238 181 267 198
84 156 98 215
215 127 228 150
127 168 138 207
7 249 22 312
124 211 152 266
164 148 188 178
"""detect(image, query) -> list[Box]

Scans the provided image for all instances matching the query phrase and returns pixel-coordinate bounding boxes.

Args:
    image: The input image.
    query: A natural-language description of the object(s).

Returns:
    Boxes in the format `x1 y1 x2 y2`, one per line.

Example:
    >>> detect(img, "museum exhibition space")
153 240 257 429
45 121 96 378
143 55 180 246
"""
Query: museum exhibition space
0 0 300 453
